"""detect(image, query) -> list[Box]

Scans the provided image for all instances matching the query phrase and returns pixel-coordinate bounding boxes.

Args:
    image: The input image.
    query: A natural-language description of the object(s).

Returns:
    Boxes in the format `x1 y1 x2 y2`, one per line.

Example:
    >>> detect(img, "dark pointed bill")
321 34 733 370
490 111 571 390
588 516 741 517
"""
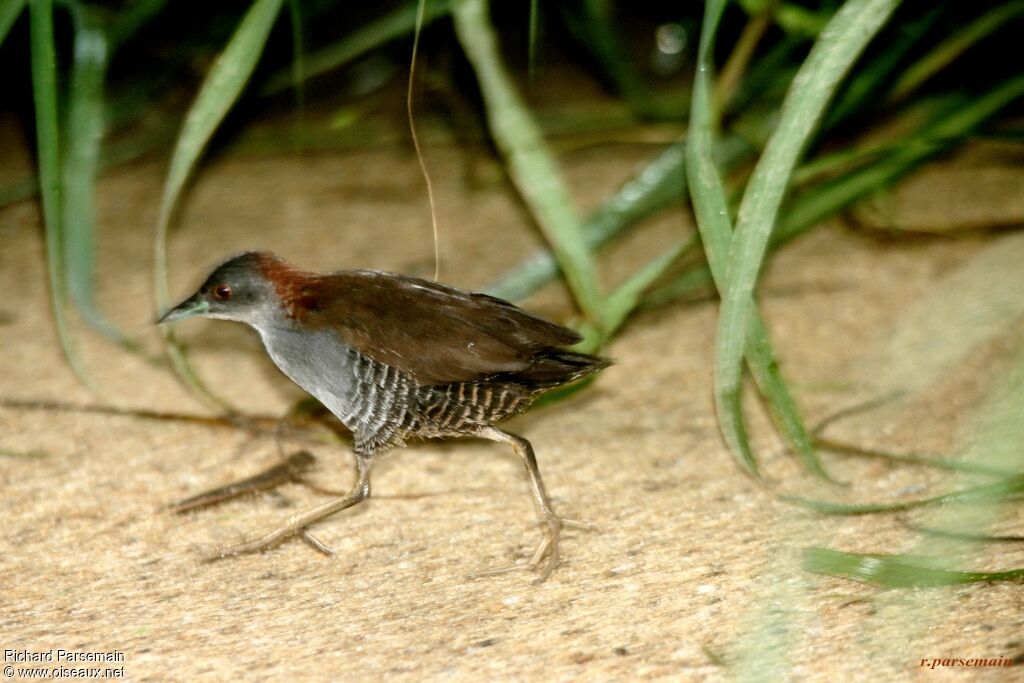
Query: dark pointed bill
157 294 209 325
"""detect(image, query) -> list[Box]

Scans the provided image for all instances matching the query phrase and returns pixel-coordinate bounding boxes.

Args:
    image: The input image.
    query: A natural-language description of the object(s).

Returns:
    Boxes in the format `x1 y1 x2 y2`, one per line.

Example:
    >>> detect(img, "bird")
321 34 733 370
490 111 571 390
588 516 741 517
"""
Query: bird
159 251 610 580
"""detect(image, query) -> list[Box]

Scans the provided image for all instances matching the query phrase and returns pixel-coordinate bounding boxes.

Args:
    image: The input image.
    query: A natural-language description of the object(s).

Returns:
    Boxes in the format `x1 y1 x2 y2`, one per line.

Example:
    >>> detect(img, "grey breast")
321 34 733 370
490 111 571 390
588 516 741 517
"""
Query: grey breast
258 325 412 454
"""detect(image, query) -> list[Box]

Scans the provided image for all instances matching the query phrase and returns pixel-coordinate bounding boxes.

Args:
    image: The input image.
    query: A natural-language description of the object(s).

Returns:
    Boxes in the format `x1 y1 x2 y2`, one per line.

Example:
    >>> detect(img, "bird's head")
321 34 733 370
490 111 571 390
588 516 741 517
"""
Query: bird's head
158 251 302 328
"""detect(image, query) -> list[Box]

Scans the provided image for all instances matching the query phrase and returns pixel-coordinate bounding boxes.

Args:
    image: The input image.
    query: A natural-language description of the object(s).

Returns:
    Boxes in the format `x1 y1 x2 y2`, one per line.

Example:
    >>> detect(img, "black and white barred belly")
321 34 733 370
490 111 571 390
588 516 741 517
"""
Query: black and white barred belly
344 351 538 452
410 380 533 439
260 326 535 457
337 352 536 454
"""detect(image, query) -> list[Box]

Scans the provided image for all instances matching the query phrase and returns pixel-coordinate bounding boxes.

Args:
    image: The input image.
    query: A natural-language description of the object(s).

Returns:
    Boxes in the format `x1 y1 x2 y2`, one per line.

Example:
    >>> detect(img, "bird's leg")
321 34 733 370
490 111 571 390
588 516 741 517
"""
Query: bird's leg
203 456 371 561
473 426 591 583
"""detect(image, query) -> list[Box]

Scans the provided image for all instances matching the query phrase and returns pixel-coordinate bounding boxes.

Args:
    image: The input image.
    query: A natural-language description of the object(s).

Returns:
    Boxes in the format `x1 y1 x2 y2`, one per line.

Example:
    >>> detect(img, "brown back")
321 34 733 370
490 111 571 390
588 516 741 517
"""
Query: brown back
291 270 585 386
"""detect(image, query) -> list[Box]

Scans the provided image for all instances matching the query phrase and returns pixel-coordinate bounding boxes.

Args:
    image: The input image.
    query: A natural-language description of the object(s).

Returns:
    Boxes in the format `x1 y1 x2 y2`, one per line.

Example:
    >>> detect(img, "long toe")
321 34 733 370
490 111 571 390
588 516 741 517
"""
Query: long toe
558 517 598 533
530 521 562 584
200 526 296 561
467 517 569 583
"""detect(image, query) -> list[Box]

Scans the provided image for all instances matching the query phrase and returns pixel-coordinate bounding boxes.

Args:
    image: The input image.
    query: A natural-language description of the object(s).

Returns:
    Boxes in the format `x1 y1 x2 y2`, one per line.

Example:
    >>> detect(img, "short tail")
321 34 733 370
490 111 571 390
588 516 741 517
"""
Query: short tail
511 349 612 388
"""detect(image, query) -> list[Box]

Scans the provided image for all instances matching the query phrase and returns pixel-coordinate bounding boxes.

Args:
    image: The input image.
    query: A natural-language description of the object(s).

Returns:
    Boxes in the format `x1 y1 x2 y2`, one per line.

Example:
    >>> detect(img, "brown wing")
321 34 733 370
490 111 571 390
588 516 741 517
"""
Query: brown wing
295 270 583 385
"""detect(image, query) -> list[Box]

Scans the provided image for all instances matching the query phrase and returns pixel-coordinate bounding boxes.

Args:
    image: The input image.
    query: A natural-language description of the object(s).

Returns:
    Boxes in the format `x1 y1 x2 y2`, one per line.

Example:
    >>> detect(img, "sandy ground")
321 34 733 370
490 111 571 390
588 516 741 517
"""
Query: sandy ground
1 137 1023 682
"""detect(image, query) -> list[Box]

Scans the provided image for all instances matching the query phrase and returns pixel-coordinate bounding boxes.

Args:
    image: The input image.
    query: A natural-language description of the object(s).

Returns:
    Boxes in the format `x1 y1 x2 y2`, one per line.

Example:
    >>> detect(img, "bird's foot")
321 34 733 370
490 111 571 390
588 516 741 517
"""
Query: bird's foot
469 516 596 584
201 526 333 562
197 480 369 562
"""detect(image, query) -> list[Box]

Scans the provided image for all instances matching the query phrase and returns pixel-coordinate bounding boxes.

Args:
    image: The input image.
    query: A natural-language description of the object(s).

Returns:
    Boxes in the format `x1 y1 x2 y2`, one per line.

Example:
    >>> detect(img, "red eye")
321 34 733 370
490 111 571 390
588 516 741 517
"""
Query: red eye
213 284 232 301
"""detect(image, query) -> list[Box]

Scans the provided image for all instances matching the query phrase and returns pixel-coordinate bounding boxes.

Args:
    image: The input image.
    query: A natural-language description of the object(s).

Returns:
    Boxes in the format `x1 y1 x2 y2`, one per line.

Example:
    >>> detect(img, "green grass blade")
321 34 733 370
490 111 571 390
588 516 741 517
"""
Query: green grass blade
0 1 170 217
889 1 1024 103
810 322 1023 586
0 0 25 46
745 322 830 478
818 326 1024 589
484 135 754 303
63 0 167 364
58 3 161 363
527 0 539 80
687 0 756 475
816 438 1019 478
802 548 1024 587
651 83 1022 320
601 236 696 340
711 0 901 474
286 0 306 121
722 0 902 340
61 7 110 325
107 0 167 50
823 4 942 129
154 0 285 411
485 141 684 301
452 0 605 328
779 474 1024 515
674 93 1010 280
688 0 831 479
667 64 1022 483
777 80 1024 245
261 0 451 96
906 523 1024 544
737 0 830 38
640 262 713 310
29 0 91 388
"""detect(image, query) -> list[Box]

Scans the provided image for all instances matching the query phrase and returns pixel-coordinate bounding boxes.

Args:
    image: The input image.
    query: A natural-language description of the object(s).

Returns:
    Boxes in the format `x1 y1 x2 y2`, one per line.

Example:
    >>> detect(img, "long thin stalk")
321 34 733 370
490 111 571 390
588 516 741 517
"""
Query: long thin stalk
0 0 25 46
709 0 901 474
452 0 606 328
154 0 286 412
29 0 91 388
261 0 452 96
687 0 830 479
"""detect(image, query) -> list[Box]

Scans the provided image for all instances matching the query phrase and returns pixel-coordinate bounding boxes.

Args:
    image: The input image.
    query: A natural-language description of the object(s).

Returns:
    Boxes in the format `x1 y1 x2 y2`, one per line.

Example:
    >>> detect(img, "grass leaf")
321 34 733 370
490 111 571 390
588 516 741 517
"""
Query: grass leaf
153 0 286 411
779 474 1024 515
262 0 451 96
889 1 1024 102
737 0 831 38
0 0 25 47
803 548 1024 587
706 0 901 476
452 0 605 328
823 5 942 129
59 0 168 362
61 4 107 316
29 0 91 388
601 236 696 341
484 135 755 303
719 0 901 399
687 0 756 475
60 4 132 344
687 0 831 479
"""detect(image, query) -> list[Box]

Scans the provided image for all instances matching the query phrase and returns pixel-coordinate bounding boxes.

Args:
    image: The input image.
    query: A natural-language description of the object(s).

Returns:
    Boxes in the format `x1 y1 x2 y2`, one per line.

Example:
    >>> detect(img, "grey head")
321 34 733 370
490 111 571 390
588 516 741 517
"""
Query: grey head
158 251 293 329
